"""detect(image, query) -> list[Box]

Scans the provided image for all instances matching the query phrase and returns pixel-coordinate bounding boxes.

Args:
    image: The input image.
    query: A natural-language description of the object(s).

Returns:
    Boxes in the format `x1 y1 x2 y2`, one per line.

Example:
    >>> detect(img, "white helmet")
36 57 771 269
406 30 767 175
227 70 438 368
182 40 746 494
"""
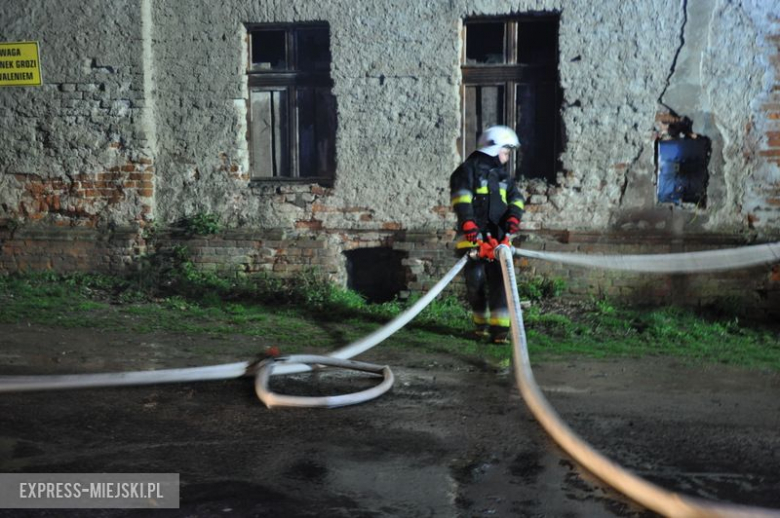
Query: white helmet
477 125 520 157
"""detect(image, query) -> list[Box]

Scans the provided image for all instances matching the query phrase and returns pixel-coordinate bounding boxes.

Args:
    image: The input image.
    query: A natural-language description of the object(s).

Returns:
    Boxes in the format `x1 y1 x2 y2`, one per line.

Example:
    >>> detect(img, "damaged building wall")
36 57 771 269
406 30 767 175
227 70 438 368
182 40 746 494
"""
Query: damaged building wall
150 0 460 232
0 0 778 312
0 1 155 271
0 1 155 229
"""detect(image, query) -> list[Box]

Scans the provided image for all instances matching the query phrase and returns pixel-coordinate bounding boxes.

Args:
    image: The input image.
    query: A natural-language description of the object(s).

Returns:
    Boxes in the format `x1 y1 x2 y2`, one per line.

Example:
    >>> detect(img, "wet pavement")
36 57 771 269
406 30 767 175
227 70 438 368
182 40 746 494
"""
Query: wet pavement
0 325 779 517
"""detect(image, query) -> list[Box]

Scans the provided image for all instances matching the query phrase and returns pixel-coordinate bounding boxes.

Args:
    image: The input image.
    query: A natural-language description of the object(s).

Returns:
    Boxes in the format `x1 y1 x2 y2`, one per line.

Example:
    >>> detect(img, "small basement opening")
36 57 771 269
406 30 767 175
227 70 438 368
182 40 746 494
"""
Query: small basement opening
344 248 407 304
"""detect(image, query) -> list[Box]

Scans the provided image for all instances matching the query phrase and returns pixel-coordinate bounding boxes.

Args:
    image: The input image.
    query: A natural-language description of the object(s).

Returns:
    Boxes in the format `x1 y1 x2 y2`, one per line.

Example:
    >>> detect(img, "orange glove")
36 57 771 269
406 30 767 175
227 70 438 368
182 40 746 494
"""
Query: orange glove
461 220 479 242
478 235 500 260
504 217 520 234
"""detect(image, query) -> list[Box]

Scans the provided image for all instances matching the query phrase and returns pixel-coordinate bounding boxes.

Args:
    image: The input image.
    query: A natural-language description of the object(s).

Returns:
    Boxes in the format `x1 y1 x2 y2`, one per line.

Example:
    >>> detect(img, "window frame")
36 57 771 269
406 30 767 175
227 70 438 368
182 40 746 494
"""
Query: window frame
460 16 561 182
246 22 335 185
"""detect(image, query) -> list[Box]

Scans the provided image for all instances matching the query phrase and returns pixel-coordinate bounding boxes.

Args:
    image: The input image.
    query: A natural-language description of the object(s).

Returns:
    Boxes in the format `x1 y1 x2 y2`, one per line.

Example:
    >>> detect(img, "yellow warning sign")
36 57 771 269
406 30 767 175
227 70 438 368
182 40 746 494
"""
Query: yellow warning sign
0 41 42 87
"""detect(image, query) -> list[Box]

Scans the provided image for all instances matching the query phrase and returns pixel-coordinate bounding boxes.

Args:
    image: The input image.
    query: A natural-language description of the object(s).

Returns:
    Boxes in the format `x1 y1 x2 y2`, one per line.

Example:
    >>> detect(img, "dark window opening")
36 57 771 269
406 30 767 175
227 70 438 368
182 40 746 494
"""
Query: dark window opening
461 15 564 183
344 248 407 304
247 23 336 182
251 30 287 70
296 28 331 72
656 137 710 206
463 85 505 152
517 19 558 64
465 22 505 64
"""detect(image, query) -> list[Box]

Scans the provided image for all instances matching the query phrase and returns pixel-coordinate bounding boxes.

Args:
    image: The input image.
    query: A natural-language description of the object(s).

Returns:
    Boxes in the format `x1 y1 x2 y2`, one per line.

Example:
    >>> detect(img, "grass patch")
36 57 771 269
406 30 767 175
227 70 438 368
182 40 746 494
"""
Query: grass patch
0 272 778 371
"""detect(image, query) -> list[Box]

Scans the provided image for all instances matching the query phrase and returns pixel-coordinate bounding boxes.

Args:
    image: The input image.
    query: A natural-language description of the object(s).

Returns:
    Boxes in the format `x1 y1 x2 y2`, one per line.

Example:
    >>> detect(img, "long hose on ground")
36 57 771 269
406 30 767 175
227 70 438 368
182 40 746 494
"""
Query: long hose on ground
495 244 780 518
1 244 780 516
0 255 468 393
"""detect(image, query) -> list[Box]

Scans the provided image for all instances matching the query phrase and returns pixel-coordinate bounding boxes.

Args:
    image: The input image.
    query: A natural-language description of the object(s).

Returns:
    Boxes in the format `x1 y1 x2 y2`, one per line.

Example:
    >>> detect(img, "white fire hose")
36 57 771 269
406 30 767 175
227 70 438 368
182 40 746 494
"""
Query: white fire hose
513 241 780 273
496 244 780 518
1 244 780 516
0 255 469 395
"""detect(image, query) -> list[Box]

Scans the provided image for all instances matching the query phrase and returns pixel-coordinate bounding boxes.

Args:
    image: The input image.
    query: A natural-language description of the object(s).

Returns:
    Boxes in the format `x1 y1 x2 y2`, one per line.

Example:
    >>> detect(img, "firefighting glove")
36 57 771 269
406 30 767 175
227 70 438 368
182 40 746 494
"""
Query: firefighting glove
461 220 479 243
504 217 520 235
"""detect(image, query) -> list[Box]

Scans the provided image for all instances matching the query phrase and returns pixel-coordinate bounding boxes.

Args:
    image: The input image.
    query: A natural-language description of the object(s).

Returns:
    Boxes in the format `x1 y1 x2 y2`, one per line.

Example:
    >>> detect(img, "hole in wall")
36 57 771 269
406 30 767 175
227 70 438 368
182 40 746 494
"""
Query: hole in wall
655 117 711 206
344 248 407 304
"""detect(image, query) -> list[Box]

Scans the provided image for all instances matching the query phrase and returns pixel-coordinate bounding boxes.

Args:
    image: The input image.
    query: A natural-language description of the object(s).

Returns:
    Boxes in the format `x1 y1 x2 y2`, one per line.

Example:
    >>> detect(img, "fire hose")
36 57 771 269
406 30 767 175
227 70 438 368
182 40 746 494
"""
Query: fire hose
1 242 780 516
495 244 780 518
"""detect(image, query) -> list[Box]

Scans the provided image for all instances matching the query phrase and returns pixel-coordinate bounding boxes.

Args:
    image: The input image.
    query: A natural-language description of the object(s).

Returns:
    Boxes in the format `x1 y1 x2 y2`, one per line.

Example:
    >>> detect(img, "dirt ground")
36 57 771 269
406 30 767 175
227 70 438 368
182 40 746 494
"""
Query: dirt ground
1 323 779 517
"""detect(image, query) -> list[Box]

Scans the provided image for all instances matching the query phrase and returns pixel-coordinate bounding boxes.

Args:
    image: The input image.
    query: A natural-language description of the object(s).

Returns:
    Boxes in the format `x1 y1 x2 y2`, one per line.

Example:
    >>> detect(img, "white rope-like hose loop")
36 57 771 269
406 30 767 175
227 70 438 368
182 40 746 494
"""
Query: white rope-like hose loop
254 355 394 409
0 255 468 395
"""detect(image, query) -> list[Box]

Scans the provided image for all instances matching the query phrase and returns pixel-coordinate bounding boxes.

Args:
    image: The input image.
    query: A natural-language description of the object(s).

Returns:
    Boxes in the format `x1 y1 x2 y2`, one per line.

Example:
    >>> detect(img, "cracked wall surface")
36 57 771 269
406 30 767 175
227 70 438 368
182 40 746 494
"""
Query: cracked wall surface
0 0 778 290
0 0 155 228
1 0 778 237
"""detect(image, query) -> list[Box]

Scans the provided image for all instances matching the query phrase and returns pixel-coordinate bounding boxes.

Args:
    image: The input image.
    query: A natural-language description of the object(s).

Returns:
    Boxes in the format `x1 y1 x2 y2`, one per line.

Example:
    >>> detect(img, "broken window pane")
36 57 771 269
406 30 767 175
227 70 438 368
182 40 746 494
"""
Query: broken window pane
465 85 505 153
296 27 331 72
251 29 287 70
250 88 289 177
466 22 505 64
517 19 558 64
297 87 337 178
657 138 710 205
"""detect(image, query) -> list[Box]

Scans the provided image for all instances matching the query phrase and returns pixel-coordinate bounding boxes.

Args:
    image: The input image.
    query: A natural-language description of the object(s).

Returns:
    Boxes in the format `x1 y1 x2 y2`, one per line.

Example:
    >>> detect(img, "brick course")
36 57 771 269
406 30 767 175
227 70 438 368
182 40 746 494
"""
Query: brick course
3 226 775 318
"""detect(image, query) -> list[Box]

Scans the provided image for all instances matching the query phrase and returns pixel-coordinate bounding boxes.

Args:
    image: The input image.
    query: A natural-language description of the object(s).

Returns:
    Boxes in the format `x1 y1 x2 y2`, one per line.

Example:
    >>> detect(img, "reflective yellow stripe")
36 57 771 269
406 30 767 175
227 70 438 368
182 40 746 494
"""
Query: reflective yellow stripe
489 316 511 327
456 240 478 249
451 194 472 207
511 199 525 210
475 186 488 194
500 188 507 204
472 313 488 325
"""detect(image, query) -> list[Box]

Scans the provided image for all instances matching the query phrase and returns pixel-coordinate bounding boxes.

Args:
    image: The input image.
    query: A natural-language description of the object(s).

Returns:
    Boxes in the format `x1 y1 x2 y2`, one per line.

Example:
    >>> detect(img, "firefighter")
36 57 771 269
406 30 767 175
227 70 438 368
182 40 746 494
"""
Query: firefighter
450 125 525 344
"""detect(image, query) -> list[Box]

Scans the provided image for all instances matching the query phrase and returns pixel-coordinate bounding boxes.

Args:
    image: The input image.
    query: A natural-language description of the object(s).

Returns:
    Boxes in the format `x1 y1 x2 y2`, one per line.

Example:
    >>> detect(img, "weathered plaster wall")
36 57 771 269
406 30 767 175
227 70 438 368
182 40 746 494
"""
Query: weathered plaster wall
0 0 155 228
2 0 777 235
144 0 779 237
0 0 778 311
741 0 780 232
149 0 462 232
525 0 776 237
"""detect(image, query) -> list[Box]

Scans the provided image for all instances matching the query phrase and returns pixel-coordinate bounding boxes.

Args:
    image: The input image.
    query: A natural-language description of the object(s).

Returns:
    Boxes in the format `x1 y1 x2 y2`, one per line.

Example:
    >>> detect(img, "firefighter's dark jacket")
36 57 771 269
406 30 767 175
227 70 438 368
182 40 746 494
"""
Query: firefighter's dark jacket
450 151 525 246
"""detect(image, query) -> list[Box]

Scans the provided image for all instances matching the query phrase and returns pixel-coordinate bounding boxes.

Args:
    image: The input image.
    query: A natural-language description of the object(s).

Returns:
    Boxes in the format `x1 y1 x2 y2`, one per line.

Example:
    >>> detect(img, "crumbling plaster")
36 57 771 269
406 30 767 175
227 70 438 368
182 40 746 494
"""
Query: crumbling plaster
0 0 155 227
740 0 780 232
0 0 777 238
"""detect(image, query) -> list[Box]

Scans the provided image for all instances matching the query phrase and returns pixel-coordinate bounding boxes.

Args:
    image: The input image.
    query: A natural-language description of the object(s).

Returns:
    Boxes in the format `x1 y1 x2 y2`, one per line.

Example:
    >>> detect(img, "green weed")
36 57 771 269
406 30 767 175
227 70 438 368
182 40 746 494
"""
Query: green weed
1 272 778 371
182 213 221 236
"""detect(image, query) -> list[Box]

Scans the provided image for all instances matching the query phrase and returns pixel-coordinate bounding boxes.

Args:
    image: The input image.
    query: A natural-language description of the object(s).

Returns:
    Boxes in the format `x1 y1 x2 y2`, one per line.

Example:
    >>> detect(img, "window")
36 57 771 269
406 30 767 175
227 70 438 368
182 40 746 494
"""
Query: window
461 16 563 182
247 23 336 182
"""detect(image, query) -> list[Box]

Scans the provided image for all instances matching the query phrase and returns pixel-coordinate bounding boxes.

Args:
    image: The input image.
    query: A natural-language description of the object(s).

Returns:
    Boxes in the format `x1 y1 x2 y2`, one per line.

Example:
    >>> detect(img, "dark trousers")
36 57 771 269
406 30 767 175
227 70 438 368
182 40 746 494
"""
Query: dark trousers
463 258 510 330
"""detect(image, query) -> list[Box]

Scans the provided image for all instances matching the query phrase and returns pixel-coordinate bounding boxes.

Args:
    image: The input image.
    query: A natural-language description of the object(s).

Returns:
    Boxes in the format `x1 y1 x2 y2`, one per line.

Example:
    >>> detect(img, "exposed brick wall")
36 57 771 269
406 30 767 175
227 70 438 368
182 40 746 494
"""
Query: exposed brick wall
762 30 780 171
393 230 458 294
10 164 154 228
161 229 342 280
748 14 780 230
759 24 780 207
0 227 143 273
1 226 777 317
